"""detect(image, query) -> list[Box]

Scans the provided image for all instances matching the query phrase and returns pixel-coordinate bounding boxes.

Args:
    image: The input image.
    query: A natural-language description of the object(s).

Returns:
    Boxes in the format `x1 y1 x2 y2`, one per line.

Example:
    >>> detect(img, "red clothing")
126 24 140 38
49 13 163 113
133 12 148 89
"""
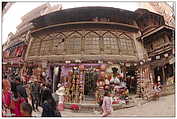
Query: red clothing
11 97 26 117
2 91 12 108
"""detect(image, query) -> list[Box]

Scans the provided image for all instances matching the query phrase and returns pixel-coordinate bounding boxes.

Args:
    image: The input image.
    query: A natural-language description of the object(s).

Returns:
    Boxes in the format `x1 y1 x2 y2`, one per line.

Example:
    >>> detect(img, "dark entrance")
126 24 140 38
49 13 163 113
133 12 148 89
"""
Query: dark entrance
154 66 164 85
126 69 137 94
164 63 174 79
84 69 99 101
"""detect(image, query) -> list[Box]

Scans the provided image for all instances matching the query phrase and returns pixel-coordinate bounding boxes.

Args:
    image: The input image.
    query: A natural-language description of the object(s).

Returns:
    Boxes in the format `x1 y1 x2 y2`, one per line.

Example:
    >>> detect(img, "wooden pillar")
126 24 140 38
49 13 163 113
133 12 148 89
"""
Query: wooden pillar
81 36 85 56
99 35 104 54
64 36 67 55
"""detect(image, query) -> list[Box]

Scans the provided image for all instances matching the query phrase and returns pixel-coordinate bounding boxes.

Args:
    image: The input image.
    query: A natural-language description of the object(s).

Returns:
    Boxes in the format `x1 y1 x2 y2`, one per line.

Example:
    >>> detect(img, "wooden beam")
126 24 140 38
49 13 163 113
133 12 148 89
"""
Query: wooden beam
31 21 139 33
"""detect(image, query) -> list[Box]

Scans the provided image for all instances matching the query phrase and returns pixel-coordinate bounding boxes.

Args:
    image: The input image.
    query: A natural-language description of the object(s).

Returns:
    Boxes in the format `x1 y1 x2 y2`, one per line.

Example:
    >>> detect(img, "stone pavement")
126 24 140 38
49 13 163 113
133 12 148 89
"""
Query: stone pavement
32 94 175 117
111 94 175 117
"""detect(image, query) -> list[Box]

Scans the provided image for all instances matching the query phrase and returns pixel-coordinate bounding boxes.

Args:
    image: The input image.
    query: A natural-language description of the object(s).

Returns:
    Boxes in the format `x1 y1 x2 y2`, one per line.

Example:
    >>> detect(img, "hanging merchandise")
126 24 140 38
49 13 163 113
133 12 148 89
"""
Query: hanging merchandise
105 79 110 85
139 67 154 100
79 65 84 71
100 64 106 71
63 66 85 103
100 71 105 78
54 67 59 76
157 76 161 82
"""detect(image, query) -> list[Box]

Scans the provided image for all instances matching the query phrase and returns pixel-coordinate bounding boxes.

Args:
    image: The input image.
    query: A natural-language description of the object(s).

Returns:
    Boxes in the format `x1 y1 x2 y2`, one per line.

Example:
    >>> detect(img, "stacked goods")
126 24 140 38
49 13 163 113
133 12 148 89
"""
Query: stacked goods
139 68 154 100
96 66 128 105
136 70 142 98
64 67 85 103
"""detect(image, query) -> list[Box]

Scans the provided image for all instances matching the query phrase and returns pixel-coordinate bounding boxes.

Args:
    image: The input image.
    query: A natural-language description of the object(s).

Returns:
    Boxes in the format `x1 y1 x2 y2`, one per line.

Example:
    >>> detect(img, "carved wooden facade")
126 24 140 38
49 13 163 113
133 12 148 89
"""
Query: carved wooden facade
143 30 173 57
27 30 137 61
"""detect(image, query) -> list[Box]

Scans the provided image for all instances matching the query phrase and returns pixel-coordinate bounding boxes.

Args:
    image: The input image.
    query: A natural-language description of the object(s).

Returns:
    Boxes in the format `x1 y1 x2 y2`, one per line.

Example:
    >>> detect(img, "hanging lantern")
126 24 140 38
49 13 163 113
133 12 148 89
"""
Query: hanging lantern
125 63 130 67
164 53 168 57
75 59 81 63
98 60 103 64
134 63 137 66
100 64 106 71
108 61 113 64
157 76 161 82
65 61 71 64
156 55 160 60
79 64 85 71
147 58 151 61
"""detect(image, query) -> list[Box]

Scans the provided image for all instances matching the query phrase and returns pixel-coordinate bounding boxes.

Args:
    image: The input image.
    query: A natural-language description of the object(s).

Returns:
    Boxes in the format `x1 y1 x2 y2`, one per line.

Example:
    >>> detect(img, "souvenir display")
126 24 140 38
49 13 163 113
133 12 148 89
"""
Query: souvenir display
100 64 106 71
137 68 154 100
63 67 85 103
95 67 129 104
79 65 85 71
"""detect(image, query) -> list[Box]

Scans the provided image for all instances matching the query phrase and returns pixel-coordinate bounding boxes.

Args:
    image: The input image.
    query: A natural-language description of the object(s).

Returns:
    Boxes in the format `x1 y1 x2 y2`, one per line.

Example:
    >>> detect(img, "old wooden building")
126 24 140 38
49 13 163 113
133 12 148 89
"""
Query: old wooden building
2 6 175 103
136 9 175 85
26 7 142 63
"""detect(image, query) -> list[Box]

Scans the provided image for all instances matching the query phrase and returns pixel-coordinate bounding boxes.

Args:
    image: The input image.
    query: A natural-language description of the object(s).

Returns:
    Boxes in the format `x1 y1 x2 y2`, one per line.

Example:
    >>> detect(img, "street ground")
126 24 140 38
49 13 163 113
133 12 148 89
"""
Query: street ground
33 94 175 117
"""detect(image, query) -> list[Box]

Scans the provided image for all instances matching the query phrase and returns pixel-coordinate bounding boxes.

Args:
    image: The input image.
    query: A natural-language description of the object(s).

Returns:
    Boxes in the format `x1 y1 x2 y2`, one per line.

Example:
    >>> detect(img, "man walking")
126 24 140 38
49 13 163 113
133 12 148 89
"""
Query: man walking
30 78 40 112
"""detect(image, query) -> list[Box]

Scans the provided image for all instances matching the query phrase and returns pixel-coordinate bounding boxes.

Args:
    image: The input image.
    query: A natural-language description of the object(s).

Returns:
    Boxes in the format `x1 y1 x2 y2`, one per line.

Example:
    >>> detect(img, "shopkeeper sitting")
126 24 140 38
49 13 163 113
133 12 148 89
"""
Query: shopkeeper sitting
110 67 120 84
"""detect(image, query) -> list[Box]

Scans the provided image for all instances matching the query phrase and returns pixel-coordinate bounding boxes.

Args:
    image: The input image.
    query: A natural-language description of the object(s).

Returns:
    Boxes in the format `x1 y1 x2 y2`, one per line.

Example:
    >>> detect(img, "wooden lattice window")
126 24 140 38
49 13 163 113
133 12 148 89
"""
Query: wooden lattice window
103 32 119 54
28 37 41 56
119 34 135 55
52 33 65 55
66 32 81 54
40 34 53 56
85 32 100 54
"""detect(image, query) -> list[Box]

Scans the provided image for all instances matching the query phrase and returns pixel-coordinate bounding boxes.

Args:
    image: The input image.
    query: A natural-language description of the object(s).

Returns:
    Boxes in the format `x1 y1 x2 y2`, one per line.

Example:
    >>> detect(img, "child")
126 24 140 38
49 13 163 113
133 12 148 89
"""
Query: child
153 83 161 100
102 91 113 117
20 102 32 117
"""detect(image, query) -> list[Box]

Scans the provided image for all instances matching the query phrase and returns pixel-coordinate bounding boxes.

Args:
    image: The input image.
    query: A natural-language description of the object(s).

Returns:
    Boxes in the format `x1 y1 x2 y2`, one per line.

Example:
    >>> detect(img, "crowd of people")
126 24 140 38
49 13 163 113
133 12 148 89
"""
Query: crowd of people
2 74 62 117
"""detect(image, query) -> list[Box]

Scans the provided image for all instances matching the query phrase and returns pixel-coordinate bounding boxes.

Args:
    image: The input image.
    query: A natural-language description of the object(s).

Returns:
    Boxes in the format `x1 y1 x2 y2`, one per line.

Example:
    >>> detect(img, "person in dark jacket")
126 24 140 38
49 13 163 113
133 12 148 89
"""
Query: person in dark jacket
41 89 61 117
41 82 52 105
30 79 40 112
15 77 28 103
10 78 17 94
20 102 32 117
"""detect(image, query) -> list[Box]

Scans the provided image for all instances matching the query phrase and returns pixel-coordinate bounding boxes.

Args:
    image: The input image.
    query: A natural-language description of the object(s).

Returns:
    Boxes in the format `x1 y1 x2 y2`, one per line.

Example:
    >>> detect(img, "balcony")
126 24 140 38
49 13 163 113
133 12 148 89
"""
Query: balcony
147 42 173 57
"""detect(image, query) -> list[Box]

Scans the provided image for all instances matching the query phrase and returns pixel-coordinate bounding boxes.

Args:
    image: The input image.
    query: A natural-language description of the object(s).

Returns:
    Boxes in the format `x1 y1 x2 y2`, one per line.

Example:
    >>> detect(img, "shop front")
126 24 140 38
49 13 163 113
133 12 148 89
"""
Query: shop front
2 41 27 80
37 62 139 104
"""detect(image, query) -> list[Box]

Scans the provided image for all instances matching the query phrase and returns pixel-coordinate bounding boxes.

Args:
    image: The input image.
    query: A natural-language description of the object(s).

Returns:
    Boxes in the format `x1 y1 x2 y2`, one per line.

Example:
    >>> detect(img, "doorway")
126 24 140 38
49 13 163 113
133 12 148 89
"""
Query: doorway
154 66 164 85
126 69 137 94
84 69 99 101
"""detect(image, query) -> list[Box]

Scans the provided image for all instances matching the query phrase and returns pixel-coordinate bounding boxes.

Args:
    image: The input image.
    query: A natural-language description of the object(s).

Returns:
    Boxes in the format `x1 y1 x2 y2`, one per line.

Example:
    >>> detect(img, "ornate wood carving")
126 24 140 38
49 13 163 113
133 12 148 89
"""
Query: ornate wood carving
27 29 137 60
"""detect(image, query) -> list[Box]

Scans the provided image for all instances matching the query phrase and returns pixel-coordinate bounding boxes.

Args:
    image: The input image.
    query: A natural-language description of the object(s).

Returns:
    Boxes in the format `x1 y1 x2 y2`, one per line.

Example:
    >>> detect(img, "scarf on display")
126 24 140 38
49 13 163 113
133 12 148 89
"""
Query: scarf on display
110 76 120 84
